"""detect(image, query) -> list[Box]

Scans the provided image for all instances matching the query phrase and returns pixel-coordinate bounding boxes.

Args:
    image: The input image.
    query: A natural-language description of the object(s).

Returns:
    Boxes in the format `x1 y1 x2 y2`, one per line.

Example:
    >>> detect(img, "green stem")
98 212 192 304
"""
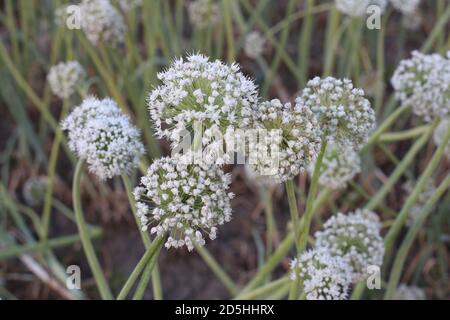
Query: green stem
365 122 438 211
384 122 450 256
73 161 113 300
378 125 430 143
285 180 300 252
132 242 163 300
240 188 331 294
0 230 102 260
235 277 290 300
121 174 163 300
384 175 450 300
194 242 239 296
117 235 165 300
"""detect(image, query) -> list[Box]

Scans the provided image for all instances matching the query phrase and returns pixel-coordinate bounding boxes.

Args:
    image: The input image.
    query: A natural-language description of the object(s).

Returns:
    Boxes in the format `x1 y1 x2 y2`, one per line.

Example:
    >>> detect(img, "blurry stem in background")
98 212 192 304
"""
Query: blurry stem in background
73 161 113 300
132 241 163 300
378 125 430 143
365 121 438 212
285 180 300 253
384 122 450 256
121 174 163 300
421 3 450 53
0 231 102 261
345 17 364 81
323 7 341 76
117 235 166 300
235 277 290 300
298 0 315 87
194 243 239 296
240 188 331 294
222 0 235 63
40 99 70 246
262 188 277 260
384 175 450 299
261 0 296 97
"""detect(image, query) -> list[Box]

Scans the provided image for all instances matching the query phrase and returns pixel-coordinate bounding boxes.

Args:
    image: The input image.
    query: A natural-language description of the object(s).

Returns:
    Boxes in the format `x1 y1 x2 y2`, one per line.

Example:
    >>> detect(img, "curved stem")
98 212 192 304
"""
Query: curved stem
384 175 450 300
121 174 163 300
117 235 165 300
384 122 450 255
235 277 290 300
194 242 239 296
73 160 113 300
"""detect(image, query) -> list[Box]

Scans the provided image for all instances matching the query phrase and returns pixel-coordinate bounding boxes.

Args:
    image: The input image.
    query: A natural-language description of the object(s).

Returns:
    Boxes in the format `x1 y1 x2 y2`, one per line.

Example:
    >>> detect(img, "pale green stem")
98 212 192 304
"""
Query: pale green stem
235 277 290 300
194 242 239 296
384 175 450 300
378 125 430 143
132 242 163 300
117 235 165 300
384 122 450 256
121 174 163 300
73 161 113 300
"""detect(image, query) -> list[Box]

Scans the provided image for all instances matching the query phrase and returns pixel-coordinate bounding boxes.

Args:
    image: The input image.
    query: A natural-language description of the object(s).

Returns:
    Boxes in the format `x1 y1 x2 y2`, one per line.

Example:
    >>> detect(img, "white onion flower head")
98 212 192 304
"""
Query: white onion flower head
393 284 426 300
188 0 220 29
80 0 126 46
433 119 450 157
310 142 361 190
247 99 321 183
47 61 86 99
290 249 353 300
244 31 266 59
390 0 420 15
61 97 145 180
134 153 234 251
402 180 436 226
298 77 376 149
148 54 258 159
391 51 450 122
335 0 387 17
314 209 384 281
22 176 48 206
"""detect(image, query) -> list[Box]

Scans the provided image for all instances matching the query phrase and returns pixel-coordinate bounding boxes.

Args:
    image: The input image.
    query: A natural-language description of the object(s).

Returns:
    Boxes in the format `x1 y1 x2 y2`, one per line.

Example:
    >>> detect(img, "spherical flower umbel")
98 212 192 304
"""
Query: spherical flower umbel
298 77 376 149
393 284 426 300
47 61 85 99
188 0 221 29
79 0 126 46
62 97 145 180
290 249 353 300
246 99 321 183
391 51 450 122
134 153 234 251
314 209 384 281
390 0 421 15
310 142 361 190
148 54 258 157
22 176 48 206
402 180 436 226
335 0 387 17
244 31 266 59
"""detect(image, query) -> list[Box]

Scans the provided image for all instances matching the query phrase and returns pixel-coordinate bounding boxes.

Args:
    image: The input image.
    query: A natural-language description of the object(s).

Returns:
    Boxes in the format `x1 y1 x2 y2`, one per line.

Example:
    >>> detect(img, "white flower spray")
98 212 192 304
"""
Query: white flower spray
188 0 221 29
393 284 426 300
79 0 127 46
246 99 321 183
133 153 234 251
298 76 376 149
290 249 353 300
62 96 145 180
391 51 450 122
390 0 421 15
314 209 384 281
309 142 361 190
47 61 86 99
244 31 266 59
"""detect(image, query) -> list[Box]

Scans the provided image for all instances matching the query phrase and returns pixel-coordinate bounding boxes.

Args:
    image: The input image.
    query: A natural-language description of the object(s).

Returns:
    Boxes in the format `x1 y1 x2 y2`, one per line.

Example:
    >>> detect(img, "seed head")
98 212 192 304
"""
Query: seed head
290 249 353 300
391 51 450 122
314 209 384 281
47 61 85 99
310 142 361 190
298 77 376 149
246 99 321 183
80 0 126 46
61 97 145 180
134 153 234 251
